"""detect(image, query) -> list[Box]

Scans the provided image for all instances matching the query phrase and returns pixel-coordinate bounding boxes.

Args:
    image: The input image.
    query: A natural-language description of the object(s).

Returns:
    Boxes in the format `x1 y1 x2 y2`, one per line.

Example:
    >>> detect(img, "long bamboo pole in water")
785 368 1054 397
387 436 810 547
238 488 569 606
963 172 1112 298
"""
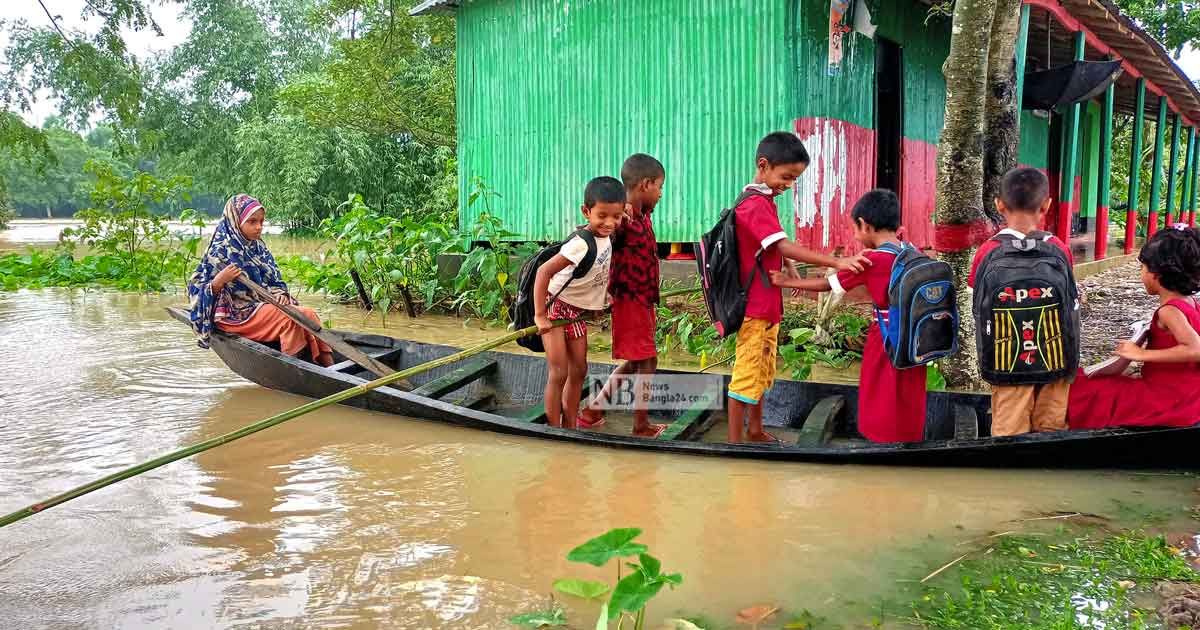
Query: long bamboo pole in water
0 286 703 529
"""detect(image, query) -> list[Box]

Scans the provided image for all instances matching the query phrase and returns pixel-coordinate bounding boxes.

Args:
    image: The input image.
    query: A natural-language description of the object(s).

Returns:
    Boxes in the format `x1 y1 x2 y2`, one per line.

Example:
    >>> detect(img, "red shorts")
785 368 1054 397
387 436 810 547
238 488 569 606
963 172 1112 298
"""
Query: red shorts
611 299 657 361
548 299 587 340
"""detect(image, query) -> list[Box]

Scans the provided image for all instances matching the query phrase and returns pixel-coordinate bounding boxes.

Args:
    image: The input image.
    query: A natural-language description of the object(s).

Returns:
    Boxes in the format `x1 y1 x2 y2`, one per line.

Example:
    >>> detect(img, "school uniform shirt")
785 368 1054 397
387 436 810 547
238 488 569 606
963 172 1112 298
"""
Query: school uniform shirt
967 228 1074 288
547 232 612 311
608 208 659 307
830 247 928 443
734 183 786 324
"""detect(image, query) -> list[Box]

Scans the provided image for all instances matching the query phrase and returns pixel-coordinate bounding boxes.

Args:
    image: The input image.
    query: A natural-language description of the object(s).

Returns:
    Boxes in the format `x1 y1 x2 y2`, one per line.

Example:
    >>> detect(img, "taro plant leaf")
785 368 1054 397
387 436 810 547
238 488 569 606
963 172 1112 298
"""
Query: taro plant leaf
637 553 661 579
509 606 568 627
566 528 648 567
553 578 610 600
607 570 665 620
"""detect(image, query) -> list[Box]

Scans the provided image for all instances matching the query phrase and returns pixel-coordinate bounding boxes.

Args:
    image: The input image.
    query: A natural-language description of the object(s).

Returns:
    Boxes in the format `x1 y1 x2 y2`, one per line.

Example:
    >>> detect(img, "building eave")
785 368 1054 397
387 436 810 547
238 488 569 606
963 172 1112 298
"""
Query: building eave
409 0 458 17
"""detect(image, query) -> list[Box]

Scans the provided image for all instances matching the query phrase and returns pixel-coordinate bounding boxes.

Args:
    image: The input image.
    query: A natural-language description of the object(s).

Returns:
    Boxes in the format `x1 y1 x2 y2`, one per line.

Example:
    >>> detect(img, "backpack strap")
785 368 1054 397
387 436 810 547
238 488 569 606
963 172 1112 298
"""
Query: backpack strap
732 189 778 290
548 229 599 307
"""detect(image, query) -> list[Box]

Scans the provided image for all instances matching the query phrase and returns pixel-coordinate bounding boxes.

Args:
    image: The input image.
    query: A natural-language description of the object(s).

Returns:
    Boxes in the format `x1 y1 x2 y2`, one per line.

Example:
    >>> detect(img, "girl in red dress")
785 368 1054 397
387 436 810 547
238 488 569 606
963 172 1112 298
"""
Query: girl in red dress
771 190 927 442
1068 226 1200 430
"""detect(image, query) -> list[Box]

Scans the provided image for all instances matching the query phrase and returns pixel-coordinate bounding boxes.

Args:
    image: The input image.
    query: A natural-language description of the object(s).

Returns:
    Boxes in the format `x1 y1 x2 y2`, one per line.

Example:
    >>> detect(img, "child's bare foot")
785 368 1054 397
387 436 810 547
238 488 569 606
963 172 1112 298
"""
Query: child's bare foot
745 430 778 443
632 423 668 439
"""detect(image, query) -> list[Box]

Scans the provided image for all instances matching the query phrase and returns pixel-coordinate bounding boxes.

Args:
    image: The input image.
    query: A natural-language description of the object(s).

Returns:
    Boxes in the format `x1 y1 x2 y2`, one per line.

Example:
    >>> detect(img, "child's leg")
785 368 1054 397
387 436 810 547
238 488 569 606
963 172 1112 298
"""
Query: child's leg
562 332 590 430
728 397 747 443
1031 380 1070 432
581 360 637 423
543 327 569 427
746 323 779 442
990 384 1035 436
631 357 668 437
746 401 775 442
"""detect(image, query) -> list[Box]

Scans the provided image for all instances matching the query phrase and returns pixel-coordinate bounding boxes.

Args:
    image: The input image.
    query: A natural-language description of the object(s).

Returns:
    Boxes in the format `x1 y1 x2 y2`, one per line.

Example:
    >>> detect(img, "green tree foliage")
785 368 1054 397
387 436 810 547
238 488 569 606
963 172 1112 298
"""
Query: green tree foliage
280 0 456 147
0 121 123 218
1113 0 1200 58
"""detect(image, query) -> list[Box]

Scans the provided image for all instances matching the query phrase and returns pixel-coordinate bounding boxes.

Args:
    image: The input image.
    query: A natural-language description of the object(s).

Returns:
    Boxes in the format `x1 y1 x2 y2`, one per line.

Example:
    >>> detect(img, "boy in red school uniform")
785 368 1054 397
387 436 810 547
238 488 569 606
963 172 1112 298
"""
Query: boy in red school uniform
968 167 1075 436
580 154 668 437
726 132 870 443
771 189 927 442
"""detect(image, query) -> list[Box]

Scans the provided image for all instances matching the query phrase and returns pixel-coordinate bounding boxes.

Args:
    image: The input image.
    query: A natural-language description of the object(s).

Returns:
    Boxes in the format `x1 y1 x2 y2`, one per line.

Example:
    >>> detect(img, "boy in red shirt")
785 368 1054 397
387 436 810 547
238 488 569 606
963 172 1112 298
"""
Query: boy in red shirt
772 189 927 442
968 167 1075 436
580 154 668 437
727 132 869 443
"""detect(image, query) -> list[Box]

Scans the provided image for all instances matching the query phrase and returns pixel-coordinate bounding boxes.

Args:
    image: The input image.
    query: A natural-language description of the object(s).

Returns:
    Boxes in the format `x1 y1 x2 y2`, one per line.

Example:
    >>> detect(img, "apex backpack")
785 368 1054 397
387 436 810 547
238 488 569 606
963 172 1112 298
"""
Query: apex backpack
695 190 773 338
973 230 1080 385
874 242 959 369
511 228 598 352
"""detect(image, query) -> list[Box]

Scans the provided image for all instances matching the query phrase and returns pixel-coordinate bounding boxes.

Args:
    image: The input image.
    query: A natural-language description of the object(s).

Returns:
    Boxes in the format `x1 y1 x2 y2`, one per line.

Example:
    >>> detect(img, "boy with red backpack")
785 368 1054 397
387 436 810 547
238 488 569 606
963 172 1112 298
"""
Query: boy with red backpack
701 132 869 443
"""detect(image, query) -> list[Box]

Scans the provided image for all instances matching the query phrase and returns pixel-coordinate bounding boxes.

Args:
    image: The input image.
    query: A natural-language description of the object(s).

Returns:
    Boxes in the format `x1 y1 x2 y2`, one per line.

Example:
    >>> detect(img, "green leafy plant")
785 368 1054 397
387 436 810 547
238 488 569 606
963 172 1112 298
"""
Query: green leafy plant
313 193 457 320
547 528 683 630
449 178 538 323
509 603 568 628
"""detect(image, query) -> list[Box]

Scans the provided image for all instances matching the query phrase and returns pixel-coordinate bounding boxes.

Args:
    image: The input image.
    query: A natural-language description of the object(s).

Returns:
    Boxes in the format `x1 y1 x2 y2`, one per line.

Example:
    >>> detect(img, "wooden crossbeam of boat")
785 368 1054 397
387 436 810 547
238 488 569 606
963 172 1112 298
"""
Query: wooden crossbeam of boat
658 394 715 442
796 396 845 447
329 347 404 374
411 357 497 399
954 405 981 441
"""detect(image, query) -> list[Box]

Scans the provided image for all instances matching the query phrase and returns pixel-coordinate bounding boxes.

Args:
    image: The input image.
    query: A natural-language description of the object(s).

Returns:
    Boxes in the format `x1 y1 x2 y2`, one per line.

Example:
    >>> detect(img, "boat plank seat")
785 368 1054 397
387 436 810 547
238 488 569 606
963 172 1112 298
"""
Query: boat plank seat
954 404 980 441
330 347 403 374
512 404 548 423
411 357 497 399
658 397 713 441
796 396 845 446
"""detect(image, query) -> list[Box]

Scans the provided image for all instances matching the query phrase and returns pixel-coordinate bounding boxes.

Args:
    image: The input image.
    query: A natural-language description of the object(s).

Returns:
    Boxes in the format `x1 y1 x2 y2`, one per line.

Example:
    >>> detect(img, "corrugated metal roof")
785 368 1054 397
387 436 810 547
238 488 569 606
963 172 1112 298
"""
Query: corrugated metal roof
409 0 457 16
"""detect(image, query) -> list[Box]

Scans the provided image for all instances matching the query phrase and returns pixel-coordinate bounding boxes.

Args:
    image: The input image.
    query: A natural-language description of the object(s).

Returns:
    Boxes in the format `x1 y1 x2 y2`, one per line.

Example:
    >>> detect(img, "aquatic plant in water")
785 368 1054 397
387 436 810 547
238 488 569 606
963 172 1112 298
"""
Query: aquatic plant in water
510 528 684 630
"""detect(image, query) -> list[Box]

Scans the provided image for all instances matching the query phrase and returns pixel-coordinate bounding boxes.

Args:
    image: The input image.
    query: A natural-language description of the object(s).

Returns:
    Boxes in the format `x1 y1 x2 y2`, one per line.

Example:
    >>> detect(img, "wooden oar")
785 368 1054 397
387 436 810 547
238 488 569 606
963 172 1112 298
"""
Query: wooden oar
237 272 396 379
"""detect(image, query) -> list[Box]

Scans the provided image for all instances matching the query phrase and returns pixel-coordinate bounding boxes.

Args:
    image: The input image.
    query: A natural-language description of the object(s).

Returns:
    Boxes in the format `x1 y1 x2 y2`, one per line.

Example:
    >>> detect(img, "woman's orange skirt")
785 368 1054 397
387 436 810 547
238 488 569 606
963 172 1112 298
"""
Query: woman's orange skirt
217 304 332 360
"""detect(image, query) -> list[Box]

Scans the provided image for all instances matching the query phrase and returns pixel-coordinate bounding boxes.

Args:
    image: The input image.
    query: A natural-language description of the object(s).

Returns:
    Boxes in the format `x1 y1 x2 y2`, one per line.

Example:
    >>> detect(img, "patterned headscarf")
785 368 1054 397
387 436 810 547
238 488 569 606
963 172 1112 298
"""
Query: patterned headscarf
186 194 293 348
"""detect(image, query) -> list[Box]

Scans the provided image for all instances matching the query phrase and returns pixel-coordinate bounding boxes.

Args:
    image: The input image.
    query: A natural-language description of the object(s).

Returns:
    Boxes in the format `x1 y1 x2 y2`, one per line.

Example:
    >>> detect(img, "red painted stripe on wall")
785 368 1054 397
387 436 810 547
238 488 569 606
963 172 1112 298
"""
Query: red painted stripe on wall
900 138 938 250
793 118 877 254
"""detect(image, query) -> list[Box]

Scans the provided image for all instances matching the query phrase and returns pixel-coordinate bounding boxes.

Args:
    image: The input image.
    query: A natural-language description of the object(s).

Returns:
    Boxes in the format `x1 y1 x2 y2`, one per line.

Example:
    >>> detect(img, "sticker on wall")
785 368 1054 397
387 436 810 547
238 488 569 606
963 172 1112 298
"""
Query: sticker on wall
828 0 852 76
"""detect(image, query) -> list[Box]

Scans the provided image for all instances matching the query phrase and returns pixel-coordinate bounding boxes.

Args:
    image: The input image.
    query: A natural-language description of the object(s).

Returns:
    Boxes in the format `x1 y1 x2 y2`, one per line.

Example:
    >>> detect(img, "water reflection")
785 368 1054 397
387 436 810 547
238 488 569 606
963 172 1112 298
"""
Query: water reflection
0 288 1195 628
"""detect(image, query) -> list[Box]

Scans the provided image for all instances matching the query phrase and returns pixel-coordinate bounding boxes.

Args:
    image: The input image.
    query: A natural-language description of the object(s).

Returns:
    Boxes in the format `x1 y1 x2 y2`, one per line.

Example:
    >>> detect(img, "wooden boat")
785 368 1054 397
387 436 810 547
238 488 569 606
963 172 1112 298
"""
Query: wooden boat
167 307 1199 468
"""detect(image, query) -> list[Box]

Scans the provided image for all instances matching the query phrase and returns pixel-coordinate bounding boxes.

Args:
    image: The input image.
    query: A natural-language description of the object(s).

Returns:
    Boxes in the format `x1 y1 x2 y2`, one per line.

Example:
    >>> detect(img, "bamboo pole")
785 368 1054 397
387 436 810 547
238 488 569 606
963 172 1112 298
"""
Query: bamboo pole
0 286 705 530
1126 79 1146 254
1181 128 1195 227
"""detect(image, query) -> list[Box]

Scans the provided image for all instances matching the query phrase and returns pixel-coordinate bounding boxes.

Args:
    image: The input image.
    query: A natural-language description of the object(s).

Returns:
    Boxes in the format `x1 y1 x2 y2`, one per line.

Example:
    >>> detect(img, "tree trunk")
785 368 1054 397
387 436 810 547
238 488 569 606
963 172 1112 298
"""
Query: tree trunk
981 0 1024 227
935 0 998 388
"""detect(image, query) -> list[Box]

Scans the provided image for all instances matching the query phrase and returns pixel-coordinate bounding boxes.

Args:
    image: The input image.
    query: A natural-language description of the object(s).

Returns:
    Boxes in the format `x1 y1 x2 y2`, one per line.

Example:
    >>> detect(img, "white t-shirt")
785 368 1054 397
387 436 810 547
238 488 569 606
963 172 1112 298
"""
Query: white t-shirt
547 232 612 311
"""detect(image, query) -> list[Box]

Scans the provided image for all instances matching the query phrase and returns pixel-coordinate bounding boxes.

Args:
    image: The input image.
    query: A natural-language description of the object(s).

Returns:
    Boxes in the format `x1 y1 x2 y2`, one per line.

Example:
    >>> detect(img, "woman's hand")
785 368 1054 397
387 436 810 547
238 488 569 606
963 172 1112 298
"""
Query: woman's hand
1114 340 1146 362
211 264 242 292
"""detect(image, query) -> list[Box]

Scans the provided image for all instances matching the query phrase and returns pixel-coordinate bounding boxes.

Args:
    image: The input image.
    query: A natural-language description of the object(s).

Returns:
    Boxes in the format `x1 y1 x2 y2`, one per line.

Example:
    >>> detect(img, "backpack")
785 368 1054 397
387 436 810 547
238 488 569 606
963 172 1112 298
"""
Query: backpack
512 228 598 353
973 230 1080 385
873 242 959 369
695 190 773 338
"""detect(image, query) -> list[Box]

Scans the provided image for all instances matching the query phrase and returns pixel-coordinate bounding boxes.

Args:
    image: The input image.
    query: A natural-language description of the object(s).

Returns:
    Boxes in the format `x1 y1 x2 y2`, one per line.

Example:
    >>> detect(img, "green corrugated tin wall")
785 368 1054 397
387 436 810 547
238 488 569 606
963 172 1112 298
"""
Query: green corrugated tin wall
456 0 798 243
794 1 873 129
1018 111 1051 168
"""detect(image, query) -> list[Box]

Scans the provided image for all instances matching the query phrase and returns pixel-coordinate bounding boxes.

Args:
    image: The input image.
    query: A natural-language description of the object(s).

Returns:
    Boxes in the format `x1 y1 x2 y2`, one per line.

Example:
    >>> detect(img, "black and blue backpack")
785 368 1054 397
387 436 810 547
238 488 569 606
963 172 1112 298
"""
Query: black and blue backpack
873 242 959 369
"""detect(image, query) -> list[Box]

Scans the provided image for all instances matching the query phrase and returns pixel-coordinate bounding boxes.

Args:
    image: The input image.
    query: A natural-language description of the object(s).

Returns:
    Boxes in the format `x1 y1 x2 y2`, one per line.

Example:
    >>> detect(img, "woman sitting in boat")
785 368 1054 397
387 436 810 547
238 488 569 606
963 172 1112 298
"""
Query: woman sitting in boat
1067 225 1200 430
187 194 333 367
